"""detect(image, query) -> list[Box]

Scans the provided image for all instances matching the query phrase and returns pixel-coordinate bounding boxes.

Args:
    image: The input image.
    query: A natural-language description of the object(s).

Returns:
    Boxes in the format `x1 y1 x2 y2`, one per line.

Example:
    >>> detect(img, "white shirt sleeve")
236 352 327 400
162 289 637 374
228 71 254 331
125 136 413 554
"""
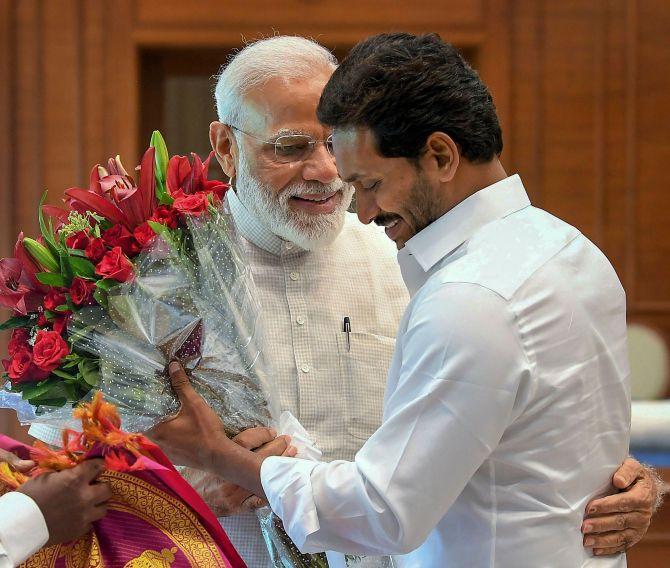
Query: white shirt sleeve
0 492 49 567
261 283 533 555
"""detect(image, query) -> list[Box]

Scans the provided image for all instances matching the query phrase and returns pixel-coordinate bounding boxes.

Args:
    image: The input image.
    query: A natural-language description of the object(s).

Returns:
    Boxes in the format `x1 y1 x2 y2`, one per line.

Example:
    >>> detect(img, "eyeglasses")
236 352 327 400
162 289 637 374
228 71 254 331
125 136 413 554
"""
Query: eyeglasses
230 126 334 164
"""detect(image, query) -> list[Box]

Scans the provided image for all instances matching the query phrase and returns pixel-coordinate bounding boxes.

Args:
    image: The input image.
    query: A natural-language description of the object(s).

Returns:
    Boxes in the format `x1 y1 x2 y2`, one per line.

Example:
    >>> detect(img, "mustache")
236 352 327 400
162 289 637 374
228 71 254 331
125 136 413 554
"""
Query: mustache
373 213 402 228
282 179 347 198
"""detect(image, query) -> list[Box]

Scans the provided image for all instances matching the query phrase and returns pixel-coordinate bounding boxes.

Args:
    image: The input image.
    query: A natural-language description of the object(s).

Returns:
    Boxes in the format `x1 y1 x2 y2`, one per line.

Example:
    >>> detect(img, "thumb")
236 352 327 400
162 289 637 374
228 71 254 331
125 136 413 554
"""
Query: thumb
613 457 642 489
168 361 197 400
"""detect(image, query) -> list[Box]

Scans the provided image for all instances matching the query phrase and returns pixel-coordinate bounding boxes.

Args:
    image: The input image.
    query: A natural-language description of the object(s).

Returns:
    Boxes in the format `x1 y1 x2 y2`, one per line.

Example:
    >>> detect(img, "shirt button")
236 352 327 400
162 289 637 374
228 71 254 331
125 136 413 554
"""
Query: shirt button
300 364 310 373
285 242 293 250
296 316 306 325
289 271 300 281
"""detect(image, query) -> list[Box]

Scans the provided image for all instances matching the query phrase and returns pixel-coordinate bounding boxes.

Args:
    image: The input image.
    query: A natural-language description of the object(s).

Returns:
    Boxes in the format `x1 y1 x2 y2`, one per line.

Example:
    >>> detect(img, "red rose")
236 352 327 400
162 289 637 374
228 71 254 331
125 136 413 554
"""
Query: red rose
95 247 134 282
8 328 30 356
85 237 107 263
172 191 210 216
2 348 48 384
37 312 48 327
52 315 70 335
202 180 230 201
103 225 140 256
133 222 157 249
69 277 96 306
32 329 69 372
65 230 90 250
150 205 179 229
43 289 68 312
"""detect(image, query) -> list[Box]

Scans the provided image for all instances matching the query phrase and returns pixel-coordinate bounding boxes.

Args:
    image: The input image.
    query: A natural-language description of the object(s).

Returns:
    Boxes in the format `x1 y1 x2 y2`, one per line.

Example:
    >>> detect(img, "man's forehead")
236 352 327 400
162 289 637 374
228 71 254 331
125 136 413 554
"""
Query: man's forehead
242 73 331 135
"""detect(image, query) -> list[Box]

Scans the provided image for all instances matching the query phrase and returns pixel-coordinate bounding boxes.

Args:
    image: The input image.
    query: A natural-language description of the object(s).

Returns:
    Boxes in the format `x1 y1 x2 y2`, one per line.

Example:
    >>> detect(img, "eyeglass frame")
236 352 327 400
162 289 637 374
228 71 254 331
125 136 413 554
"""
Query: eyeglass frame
229 125 335 164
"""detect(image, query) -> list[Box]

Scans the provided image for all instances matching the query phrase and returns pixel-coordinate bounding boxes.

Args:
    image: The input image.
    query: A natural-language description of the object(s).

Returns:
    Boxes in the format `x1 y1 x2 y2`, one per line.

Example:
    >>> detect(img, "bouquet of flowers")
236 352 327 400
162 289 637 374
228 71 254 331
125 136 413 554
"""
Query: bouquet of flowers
0 131 275 434
0 132 360 567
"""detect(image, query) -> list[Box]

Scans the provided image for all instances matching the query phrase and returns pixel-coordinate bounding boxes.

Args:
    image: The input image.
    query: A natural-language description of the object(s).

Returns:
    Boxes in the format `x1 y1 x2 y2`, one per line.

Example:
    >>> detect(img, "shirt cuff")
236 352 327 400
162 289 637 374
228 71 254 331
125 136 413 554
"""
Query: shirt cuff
260 456 322 551
0 492 49 566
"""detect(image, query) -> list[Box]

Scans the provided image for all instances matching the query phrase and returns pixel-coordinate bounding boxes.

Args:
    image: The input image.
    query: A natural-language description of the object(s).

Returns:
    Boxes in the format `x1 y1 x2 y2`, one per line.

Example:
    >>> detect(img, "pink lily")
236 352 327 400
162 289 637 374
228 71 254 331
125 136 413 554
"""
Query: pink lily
65 147 157 230
0 256 44 315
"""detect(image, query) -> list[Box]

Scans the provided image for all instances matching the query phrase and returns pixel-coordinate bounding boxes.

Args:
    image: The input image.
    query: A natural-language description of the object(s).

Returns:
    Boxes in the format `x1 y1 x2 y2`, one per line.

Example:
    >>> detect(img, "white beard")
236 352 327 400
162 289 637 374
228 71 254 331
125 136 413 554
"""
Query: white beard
235 152 354 251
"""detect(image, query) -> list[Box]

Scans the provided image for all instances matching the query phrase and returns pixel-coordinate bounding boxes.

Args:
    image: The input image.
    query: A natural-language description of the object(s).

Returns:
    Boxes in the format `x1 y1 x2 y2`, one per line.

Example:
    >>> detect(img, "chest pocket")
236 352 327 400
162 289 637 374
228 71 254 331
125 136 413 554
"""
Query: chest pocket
336 331 396 440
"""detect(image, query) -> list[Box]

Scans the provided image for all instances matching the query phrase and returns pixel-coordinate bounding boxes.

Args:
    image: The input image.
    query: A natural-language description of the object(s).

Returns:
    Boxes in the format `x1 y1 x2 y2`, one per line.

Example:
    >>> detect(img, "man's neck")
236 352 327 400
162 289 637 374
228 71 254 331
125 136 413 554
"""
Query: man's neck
441 159 508 216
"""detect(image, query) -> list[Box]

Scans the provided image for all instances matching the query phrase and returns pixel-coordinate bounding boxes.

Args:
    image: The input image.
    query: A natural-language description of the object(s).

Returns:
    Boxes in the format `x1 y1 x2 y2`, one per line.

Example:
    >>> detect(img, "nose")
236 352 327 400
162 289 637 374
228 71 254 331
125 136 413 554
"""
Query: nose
355 191 380 225
301 142 338 184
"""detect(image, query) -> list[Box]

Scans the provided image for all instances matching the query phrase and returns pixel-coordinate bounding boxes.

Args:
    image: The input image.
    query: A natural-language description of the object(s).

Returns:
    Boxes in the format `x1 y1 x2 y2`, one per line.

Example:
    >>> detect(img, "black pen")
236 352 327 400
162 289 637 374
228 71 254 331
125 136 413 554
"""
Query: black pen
343 316 351 352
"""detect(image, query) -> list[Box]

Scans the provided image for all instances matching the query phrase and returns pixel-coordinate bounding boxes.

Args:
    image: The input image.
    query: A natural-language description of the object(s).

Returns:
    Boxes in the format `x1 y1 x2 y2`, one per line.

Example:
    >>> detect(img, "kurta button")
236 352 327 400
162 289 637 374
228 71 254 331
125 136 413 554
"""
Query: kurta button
300 364 310 373
296 316 305 325
290 271 300 281
285 242 293 250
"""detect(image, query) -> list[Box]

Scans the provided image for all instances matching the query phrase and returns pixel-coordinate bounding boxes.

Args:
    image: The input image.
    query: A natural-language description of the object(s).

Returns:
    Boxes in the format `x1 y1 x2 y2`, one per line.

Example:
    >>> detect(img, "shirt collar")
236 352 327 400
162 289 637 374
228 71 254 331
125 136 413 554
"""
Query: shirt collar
226 188 285 256
398 174 531 295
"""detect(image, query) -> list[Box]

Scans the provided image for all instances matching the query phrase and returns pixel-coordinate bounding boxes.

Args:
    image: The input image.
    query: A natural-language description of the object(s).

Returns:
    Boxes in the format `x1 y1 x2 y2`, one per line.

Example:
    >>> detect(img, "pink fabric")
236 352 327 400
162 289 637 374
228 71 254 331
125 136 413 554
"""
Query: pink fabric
0 434 246 567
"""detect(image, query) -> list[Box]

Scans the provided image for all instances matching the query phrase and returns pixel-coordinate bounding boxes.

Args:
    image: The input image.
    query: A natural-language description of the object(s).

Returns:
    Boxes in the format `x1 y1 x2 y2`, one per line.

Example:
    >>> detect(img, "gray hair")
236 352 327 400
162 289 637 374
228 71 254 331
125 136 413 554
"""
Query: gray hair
214 36 337 128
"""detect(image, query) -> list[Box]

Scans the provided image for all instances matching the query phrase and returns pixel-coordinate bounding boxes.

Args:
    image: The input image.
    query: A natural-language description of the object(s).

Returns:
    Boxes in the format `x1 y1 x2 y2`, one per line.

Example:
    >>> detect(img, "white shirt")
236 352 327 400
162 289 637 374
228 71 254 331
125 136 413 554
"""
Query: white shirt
0 492 48 567
261 175 631 567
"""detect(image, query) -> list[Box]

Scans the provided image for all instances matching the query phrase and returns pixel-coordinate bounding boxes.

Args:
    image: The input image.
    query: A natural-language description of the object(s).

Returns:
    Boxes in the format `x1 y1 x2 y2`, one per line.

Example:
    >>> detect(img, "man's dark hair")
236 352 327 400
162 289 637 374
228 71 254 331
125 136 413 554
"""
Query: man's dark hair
317 32 503 162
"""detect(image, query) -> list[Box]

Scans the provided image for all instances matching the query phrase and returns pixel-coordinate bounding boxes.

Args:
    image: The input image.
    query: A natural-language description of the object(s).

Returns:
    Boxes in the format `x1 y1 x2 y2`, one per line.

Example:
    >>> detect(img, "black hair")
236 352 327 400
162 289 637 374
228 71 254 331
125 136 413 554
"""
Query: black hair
317 32 503 162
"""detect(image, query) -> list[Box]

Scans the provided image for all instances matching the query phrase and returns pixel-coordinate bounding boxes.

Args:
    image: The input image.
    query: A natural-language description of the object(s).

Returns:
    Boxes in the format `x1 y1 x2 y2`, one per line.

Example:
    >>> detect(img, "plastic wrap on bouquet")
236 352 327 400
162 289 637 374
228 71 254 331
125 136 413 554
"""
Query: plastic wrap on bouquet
19 211 278 435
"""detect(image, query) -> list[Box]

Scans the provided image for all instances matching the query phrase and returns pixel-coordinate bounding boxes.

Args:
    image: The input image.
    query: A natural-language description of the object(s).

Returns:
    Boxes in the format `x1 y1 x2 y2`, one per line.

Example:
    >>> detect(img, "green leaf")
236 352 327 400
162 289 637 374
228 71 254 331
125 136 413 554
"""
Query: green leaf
36 272 67 287
69 256 97 279
32 397 68 409
67 248 88 258
38 192 61 257
95 278 118 292
20 379 57 400
147 220 168 235
93 287 107 308
52 368 77 381
54 304 70 312
79 360 99 387
0 316 31 331
59 250 74 285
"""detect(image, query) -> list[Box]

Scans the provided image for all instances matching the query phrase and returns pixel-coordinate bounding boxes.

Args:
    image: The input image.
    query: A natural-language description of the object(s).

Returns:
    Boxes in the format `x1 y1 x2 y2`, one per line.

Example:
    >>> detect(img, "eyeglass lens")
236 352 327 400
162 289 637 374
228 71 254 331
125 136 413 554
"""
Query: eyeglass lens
274 134 334 163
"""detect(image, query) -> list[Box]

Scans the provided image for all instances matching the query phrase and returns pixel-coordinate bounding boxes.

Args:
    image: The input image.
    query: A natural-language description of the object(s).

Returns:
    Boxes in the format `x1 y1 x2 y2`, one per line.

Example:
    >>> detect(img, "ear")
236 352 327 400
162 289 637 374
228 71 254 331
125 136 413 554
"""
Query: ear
209 122 238 179
423 132 459 183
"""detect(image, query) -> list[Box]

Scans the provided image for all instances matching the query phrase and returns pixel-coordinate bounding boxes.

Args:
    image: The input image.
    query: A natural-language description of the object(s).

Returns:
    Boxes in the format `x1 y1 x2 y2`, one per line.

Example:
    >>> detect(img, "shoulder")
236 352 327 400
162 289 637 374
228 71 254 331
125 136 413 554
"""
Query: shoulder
434 207 584 300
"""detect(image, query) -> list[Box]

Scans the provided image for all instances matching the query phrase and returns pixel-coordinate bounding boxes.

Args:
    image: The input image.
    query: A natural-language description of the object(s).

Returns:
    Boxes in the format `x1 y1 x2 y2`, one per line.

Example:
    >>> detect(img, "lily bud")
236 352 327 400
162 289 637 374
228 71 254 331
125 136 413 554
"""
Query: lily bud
150 130 169 187
22 238 59 272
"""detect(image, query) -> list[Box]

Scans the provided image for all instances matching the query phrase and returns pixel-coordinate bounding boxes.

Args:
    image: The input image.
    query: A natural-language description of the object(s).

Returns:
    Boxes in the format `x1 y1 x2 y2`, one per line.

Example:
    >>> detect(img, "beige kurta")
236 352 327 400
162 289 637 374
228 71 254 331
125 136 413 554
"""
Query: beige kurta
220 190 408 566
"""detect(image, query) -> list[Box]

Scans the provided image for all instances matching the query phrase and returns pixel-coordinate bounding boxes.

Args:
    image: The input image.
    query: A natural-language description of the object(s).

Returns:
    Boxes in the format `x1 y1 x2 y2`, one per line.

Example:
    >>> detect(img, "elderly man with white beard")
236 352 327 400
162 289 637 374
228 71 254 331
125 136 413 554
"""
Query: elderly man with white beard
195 36 408 566
173 36 659 566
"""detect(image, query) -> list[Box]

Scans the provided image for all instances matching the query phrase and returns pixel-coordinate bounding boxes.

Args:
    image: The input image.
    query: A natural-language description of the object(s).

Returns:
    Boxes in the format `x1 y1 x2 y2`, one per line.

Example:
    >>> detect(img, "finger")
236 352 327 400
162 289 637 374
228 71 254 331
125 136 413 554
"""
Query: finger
233 427 278 450
75 459 106 484
583 528 638 549
282 445 298 458
586 491 643 516
582 512 649 534
592 546 626 556
168 361 198 402
241 495 266 511
0 448 34 472
89 502 108 523
89 481 113 505
612 457 643 489
254 436 290 459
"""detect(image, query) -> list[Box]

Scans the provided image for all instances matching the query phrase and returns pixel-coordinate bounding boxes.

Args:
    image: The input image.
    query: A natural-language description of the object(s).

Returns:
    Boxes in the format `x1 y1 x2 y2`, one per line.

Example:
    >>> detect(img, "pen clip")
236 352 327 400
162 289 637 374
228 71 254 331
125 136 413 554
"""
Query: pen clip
343 316 351 352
